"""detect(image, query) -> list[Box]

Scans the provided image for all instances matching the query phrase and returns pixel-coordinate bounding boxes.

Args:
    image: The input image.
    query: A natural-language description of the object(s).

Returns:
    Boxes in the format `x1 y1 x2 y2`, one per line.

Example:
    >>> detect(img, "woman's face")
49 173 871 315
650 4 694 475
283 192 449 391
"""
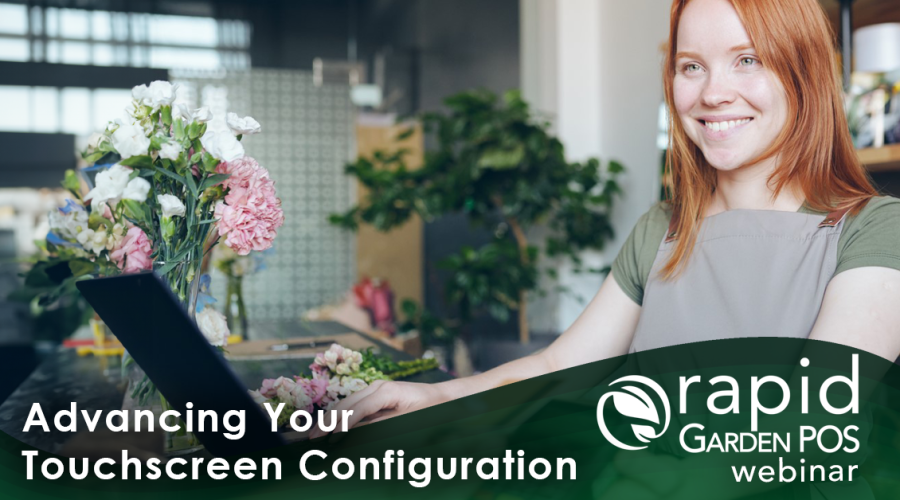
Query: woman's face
673 0 788 171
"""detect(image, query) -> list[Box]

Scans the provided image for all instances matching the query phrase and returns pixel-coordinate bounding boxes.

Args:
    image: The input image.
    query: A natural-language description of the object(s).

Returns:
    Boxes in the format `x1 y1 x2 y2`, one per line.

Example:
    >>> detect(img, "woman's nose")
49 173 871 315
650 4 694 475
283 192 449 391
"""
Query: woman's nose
700 72 737 107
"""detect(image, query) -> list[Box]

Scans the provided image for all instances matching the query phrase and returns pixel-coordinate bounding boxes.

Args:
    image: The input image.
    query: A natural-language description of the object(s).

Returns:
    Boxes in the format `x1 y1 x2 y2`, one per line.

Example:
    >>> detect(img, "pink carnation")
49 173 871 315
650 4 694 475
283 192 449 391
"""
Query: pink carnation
214 157 284 255
110 226 152 273
259 378 278 399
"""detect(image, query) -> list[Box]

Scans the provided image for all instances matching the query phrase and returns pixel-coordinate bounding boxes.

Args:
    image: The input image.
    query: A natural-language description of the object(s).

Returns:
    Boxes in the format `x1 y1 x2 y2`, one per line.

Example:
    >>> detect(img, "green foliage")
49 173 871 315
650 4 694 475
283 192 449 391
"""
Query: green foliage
398 299 456 346
331 89 624 334
7 252 99 341
359 347 440 380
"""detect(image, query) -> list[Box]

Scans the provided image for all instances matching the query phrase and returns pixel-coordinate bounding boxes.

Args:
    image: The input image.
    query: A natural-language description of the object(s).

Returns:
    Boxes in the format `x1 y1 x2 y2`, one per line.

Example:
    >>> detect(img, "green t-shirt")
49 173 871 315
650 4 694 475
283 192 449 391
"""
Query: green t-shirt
611 196 900 306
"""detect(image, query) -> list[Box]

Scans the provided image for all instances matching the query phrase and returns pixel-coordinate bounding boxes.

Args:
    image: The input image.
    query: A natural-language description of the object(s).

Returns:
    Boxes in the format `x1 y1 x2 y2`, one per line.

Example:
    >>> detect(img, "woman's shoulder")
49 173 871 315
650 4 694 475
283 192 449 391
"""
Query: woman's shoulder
835 195 900 276
636 201 674 237
611 202 673 306
844 195 900 231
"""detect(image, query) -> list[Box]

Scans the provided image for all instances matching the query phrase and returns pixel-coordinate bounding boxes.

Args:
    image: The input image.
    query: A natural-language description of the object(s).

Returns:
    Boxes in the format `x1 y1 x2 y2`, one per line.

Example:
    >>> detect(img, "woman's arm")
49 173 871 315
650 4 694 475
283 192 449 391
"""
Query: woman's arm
310 274 642 437
808 266 900 361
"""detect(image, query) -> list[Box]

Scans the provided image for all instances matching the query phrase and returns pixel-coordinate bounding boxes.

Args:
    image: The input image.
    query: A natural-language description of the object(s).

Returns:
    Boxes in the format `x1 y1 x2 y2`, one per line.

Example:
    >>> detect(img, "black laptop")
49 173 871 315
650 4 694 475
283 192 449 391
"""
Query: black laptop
77 271 288 456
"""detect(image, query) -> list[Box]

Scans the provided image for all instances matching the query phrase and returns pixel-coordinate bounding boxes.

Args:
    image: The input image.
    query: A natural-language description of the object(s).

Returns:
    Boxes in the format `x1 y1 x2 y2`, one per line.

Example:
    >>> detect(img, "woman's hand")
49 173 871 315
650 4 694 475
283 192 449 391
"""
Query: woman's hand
309 380 447 439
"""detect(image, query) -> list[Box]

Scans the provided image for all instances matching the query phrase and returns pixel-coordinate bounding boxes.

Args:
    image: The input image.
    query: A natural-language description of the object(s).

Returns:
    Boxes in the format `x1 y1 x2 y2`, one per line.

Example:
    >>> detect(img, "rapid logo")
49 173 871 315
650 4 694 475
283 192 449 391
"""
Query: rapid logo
596 375 671 450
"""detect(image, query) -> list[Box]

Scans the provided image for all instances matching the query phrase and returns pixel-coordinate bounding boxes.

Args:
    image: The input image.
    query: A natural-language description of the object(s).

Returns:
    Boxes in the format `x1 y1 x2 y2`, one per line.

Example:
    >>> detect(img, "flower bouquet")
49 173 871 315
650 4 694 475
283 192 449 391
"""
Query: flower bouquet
250 344 438 428
44 80 284 452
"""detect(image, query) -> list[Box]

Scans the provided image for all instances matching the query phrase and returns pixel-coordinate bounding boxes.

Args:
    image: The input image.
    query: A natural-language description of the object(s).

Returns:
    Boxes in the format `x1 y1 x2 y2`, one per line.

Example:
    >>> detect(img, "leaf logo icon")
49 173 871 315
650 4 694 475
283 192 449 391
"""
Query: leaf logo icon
597 376 671 450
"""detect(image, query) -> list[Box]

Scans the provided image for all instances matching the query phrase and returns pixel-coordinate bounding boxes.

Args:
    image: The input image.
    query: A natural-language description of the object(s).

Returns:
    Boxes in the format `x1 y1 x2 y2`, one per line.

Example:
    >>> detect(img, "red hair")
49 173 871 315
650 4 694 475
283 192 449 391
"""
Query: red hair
661 0 875 278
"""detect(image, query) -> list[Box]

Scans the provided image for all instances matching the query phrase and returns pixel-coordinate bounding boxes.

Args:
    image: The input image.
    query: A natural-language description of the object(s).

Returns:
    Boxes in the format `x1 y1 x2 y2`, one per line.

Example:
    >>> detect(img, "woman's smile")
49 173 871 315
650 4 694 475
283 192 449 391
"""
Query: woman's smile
697 116 754 140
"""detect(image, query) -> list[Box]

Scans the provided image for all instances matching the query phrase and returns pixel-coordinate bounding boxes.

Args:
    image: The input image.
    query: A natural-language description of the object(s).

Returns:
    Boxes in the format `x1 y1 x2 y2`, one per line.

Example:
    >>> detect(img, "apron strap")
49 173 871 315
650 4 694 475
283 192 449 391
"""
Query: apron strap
818 197 872 228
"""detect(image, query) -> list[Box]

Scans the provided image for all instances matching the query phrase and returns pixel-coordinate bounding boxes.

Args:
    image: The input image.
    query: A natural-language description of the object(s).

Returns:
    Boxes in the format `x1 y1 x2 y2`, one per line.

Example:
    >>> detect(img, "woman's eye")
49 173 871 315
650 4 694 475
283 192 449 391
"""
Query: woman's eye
740 57 758 67
683 63 701 73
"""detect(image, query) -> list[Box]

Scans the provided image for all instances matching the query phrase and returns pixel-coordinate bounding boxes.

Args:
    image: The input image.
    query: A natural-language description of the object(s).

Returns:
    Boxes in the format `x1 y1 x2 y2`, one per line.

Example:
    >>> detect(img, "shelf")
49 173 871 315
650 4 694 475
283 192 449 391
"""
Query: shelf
859 144 900 173
820 0 900 32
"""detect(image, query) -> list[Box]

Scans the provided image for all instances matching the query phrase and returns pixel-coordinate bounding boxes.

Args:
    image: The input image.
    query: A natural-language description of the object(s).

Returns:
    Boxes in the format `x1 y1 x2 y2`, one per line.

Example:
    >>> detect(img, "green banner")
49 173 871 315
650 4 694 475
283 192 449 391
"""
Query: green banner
2 338 898 499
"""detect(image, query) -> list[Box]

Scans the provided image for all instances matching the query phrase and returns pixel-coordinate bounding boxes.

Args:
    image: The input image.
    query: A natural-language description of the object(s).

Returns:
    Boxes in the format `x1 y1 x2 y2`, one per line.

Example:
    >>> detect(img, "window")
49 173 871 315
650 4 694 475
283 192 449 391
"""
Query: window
0 86 131 135
0 3 251 70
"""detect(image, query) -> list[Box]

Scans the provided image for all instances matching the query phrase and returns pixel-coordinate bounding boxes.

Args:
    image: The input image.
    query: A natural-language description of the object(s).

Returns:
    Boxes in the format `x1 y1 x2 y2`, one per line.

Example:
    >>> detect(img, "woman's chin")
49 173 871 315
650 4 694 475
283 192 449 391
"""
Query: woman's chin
702 151 745 172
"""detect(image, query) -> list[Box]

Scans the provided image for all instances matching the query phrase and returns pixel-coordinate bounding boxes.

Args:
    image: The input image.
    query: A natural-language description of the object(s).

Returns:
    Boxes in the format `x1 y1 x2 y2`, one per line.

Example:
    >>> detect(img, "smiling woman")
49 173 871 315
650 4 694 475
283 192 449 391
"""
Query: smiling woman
317 3 900 484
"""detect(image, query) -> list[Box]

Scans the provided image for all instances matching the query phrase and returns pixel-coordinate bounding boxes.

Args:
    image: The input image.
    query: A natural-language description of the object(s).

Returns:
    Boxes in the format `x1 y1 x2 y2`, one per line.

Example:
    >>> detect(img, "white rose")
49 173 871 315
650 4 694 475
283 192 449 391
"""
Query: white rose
200 129 244 162
159 141 182 161
157 194 186 218
194 106 213 123
85 164 133 209
110 123 150 159
197 306 230 346
225 112 261 135
122 177 151 202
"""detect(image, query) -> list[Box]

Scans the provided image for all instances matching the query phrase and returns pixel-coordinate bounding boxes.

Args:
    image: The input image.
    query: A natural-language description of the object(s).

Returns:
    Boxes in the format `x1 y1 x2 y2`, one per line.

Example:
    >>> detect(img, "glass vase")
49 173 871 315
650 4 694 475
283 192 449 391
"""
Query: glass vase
154 255 203 322
224 275 249 340
120 256 205 455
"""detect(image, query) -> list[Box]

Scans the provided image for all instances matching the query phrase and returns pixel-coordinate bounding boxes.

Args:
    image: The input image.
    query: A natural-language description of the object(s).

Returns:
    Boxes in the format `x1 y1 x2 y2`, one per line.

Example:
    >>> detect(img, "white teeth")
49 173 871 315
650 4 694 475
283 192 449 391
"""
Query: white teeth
705 118 751 132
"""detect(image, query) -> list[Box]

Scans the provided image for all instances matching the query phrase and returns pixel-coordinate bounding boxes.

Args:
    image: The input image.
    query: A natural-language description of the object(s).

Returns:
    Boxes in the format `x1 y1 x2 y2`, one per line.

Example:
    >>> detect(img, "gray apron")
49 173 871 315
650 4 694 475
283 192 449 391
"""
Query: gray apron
628 203 873 500
631 207 853 353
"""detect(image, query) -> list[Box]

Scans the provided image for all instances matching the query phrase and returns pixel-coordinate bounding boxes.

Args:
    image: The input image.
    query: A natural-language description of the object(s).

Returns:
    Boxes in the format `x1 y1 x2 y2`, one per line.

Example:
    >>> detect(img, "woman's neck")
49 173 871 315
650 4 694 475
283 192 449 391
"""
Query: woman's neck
706 156 803 216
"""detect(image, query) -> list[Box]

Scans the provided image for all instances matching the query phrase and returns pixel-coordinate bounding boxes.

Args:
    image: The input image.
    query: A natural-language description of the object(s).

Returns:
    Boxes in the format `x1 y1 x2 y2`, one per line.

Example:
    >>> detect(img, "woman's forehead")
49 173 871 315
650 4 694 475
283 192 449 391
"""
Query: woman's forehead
677 0 753 53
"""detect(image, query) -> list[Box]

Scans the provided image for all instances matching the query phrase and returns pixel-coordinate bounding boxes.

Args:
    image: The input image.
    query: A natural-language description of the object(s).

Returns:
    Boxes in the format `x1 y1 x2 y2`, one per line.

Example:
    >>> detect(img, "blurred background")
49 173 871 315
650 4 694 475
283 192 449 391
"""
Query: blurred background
1 0 900 402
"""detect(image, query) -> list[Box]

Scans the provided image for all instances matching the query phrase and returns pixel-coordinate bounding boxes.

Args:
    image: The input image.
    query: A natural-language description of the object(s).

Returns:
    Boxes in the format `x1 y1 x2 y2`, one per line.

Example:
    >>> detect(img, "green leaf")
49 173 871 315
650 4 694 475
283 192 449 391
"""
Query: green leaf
395 128 415 141
174 119 186 142
153 260 179 277
477 144 525 170
82 151 105 164
120 199 151 226
61 170 82 197
199 173 230 191
190 152 203 164
153 166 186 185
119 155 154 168
185 171 199 198
88 212 114 230
201 152 220 172
68 260 95 278
187 122 202 140
198 219 219 225
161 105 173 127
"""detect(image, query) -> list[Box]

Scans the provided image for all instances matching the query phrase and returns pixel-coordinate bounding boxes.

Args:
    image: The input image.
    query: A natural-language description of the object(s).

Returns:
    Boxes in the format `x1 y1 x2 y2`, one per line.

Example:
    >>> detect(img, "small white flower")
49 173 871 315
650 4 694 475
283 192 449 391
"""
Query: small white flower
76 228 108 255
248 390 268 405
173 104 192 121
110 123 150 160
194 106 213 123
200 128 244 162
122 177 151 202
226 112 261 135
158 141 182 161
86 132 104 150
196 306 230 346
173 105 212 124
132 84 150 103
85 164 134 209
157 194 186 218
49 209 88 240
105 223 126 251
